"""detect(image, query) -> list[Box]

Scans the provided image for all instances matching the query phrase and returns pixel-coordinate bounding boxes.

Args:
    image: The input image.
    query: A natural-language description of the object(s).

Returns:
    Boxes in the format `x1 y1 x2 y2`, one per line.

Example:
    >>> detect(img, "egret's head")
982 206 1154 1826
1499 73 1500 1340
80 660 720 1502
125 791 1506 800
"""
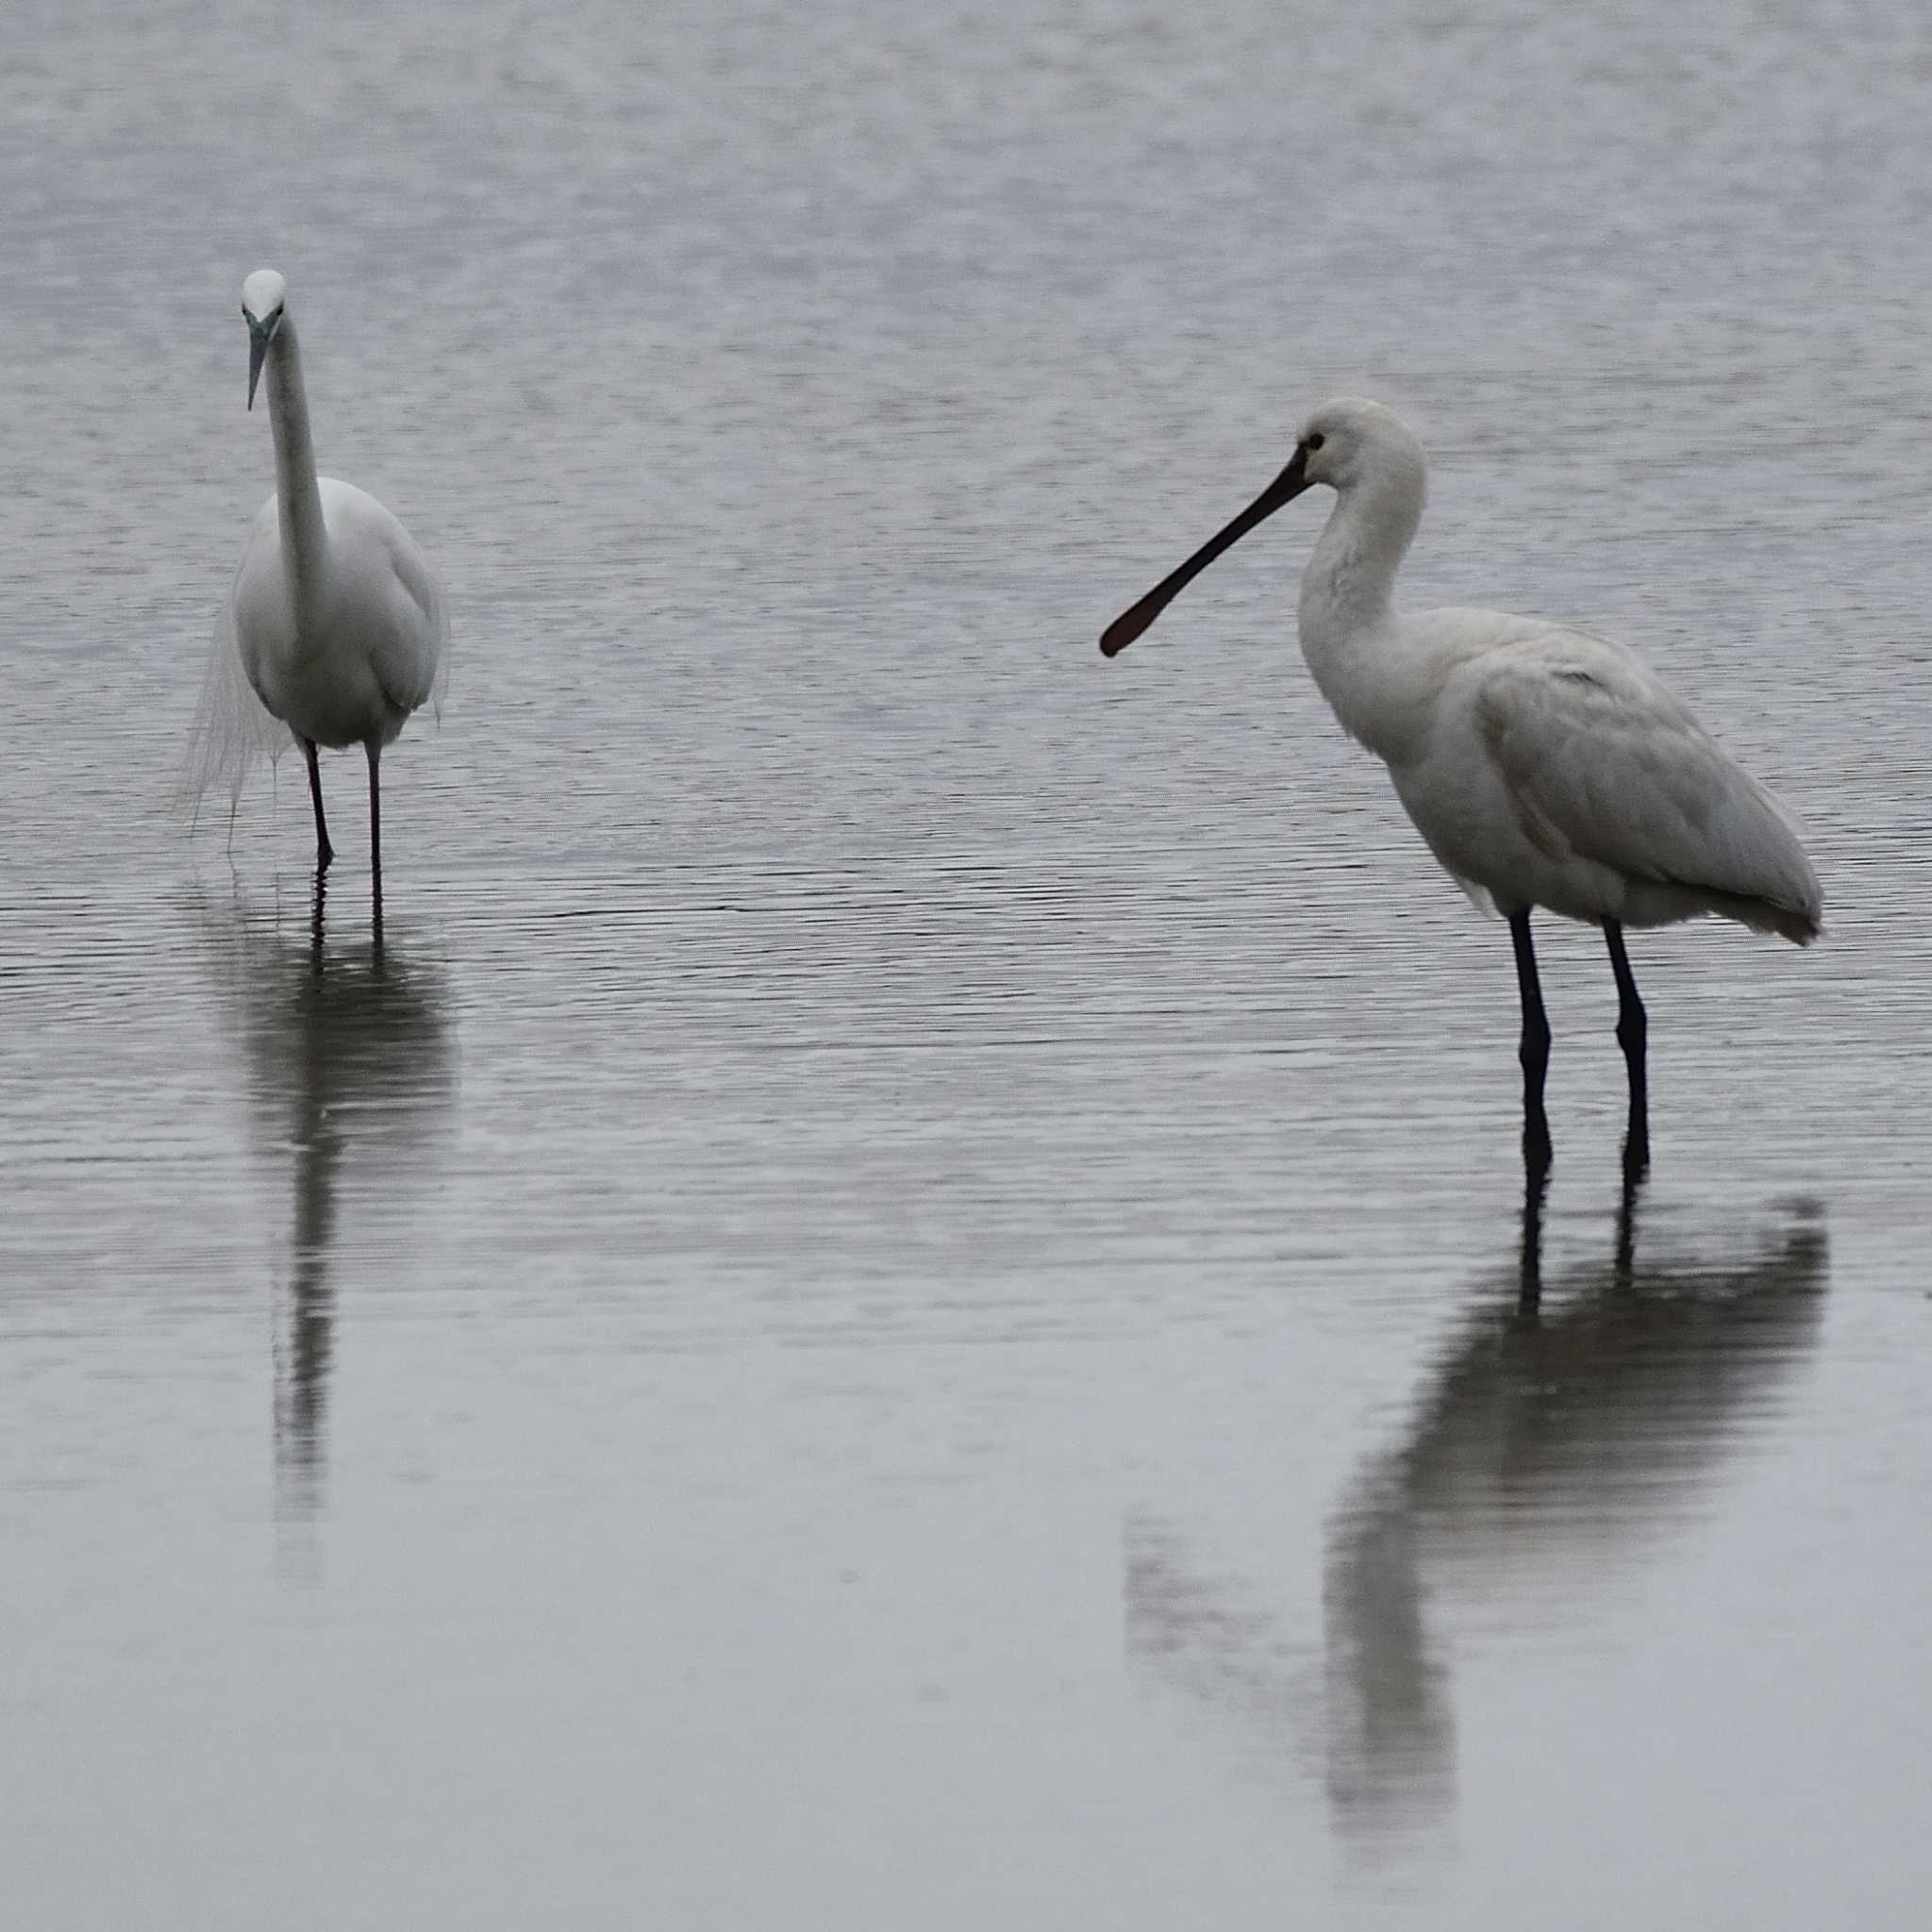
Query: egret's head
241 270 289 411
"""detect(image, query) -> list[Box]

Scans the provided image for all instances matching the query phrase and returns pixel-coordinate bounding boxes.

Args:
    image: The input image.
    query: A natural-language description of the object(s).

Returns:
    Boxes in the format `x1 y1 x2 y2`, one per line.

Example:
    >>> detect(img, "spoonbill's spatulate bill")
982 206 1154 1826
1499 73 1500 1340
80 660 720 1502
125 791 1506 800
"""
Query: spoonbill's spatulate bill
185 269 449 926
1100 397 1821 1174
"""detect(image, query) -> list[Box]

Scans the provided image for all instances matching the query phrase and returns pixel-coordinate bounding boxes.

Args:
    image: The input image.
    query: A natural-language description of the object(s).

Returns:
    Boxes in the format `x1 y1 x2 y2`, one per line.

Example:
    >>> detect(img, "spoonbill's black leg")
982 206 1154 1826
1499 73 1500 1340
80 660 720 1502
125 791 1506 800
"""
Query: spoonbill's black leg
366 742 383 938
1516 1157 1550 1318
1508 910 1554 1174
1604 919 1649 1178
301 737 334 874
1614 1159 1643 1283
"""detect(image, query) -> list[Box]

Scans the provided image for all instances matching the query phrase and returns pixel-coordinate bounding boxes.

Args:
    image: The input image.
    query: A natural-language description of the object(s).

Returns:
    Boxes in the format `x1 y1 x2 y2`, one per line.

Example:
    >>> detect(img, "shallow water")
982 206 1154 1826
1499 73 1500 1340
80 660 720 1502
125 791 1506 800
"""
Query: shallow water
4 1 1932 1924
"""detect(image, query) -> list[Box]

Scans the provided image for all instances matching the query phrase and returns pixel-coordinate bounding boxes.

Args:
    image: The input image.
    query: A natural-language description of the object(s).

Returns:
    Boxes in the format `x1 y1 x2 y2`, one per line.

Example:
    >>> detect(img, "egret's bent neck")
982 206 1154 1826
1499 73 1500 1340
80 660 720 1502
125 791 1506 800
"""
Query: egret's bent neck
265 320 328 626
1298 466 1424 652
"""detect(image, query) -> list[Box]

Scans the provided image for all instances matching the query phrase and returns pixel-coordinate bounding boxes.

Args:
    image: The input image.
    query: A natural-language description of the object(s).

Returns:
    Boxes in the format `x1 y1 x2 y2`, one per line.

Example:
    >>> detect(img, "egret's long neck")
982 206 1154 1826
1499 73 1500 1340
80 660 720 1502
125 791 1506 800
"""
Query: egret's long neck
1297 464 1424 655
265 320 328 625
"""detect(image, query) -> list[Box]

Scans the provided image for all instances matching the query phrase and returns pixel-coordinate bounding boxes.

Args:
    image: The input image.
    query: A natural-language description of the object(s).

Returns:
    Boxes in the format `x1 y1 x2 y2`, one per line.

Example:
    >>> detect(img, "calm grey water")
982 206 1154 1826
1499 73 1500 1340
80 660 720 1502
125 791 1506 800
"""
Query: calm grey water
4 1 1930 1924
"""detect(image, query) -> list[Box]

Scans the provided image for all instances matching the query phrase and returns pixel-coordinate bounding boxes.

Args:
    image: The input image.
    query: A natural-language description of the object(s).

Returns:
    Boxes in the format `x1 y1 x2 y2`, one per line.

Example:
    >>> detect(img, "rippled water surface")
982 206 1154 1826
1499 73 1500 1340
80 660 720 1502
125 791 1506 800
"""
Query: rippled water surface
5 2 1931 1924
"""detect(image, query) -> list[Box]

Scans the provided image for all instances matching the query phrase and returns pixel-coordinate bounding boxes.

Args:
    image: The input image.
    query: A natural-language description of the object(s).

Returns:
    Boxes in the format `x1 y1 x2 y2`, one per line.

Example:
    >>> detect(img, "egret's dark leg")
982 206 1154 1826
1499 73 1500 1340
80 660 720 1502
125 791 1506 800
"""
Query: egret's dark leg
1508 909 1553 1174
366 743 383 937
1604 920 1649 1177
301 737 334 873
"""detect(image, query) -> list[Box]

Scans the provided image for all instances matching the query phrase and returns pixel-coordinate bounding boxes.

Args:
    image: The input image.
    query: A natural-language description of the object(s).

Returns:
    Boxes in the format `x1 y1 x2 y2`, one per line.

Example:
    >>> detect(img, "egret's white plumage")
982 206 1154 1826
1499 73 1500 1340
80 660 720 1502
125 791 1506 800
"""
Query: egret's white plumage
1101 397 1821 1168
185 269 448 913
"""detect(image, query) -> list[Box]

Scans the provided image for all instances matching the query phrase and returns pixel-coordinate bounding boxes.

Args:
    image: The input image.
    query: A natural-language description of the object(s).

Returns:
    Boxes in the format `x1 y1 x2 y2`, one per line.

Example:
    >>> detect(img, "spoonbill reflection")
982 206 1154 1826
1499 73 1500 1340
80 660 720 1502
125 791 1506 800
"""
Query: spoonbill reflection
1101 399 1821 1173
185 270 448 924
1121 1190 1828 1848
1320 1189 1826 1840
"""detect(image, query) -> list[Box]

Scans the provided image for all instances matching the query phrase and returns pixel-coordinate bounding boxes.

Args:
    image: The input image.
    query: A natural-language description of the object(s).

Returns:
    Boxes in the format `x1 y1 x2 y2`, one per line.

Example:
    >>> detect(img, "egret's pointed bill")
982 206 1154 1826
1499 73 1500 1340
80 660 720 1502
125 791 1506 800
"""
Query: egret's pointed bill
1099 446 1312 657
247 328 270 411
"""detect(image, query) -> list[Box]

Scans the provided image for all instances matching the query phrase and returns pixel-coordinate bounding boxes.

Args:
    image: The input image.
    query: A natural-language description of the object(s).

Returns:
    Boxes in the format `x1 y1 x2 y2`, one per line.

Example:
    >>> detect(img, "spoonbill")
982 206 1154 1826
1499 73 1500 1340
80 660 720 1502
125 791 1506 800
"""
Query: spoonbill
1100 398 1821 1174
185 270 448 923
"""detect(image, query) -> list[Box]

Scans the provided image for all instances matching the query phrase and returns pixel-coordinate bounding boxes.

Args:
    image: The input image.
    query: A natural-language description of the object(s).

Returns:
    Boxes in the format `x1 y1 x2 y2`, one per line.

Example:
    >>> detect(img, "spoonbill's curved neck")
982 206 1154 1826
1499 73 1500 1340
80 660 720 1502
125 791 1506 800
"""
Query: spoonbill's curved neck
264 318 328 625
1299 464 1425 649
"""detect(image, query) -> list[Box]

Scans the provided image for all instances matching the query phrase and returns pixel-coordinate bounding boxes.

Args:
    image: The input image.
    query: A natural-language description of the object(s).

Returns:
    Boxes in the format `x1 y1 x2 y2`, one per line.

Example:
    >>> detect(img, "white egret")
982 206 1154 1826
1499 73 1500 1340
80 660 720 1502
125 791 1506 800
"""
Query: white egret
185 270 448 923
1100 398 1822 1174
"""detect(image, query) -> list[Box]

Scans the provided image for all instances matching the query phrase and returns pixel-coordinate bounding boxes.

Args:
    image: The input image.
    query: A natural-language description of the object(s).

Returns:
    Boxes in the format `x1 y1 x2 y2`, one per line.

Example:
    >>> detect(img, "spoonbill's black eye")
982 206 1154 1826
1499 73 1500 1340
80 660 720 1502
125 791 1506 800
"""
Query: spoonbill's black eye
1306 433 1325 452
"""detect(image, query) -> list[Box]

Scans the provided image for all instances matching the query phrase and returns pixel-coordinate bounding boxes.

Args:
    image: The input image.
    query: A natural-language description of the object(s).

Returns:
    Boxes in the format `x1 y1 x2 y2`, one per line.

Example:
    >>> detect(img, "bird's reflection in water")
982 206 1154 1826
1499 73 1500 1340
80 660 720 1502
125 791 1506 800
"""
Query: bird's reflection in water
1124 1511 1327 1791
1124 1176 1828 1852
192 872 455 1544
1330 1173 1828 1844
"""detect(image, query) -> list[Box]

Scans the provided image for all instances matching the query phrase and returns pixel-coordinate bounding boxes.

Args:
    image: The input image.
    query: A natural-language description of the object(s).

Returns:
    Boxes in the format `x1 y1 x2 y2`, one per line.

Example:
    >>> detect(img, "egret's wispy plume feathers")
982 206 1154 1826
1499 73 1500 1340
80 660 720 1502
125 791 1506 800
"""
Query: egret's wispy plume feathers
178 578 291 824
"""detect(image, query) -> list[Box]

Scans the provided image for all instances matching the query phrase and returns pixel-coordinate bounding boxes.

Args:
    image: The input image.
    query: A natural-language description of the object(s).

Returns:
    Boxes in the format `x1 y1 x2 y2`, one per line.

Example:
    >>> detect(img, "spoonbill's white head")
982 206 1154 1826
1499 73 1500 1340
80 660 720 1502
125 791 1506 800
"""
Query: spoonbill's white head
1291 396 1427 500
1100 396 1427 657
241 269 289 411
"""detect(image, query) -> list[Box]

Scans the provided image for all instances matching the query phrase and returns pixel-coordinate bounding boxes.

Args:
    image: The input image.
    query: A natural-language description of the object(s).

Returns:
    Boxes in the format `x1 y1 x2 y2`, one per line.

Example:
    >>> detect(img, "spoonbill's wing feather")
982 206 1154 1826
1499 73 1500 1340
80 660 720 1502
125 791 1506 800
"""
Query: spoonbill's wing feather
177 576 291 822
1471 630 1822 936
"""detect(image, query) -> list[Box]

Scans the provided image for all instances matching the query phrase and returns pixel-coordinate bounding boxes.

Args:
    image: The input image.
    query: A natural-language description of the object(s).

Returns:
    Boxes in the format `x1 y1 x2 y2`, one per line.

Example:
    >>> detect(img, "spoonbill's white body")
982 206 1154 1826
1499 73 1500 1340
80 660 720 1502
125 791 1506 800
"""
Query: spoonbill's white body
186 269 447 923
1101 397 1821 1173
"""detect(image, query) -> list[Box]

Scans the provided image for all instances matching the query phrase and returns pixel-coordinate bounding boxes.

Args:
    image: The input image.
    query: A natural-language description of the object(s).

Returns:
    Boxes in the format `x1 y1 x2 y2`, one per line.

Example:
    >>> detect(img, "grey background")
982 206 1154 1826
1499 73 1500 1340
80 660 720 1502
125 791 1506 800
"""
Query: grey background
3 1 1929 1925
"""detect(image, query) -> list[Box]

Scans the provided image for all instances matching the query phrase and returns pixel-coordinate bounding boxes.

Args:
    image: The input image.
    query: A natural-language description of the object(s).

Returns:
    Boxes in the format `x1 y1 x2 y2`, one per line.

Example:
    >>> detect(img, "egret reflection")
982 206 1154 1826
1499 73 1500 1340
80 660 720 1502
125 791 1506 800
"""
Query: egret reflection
1124 1183 1828 1852
191 879 455 1534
